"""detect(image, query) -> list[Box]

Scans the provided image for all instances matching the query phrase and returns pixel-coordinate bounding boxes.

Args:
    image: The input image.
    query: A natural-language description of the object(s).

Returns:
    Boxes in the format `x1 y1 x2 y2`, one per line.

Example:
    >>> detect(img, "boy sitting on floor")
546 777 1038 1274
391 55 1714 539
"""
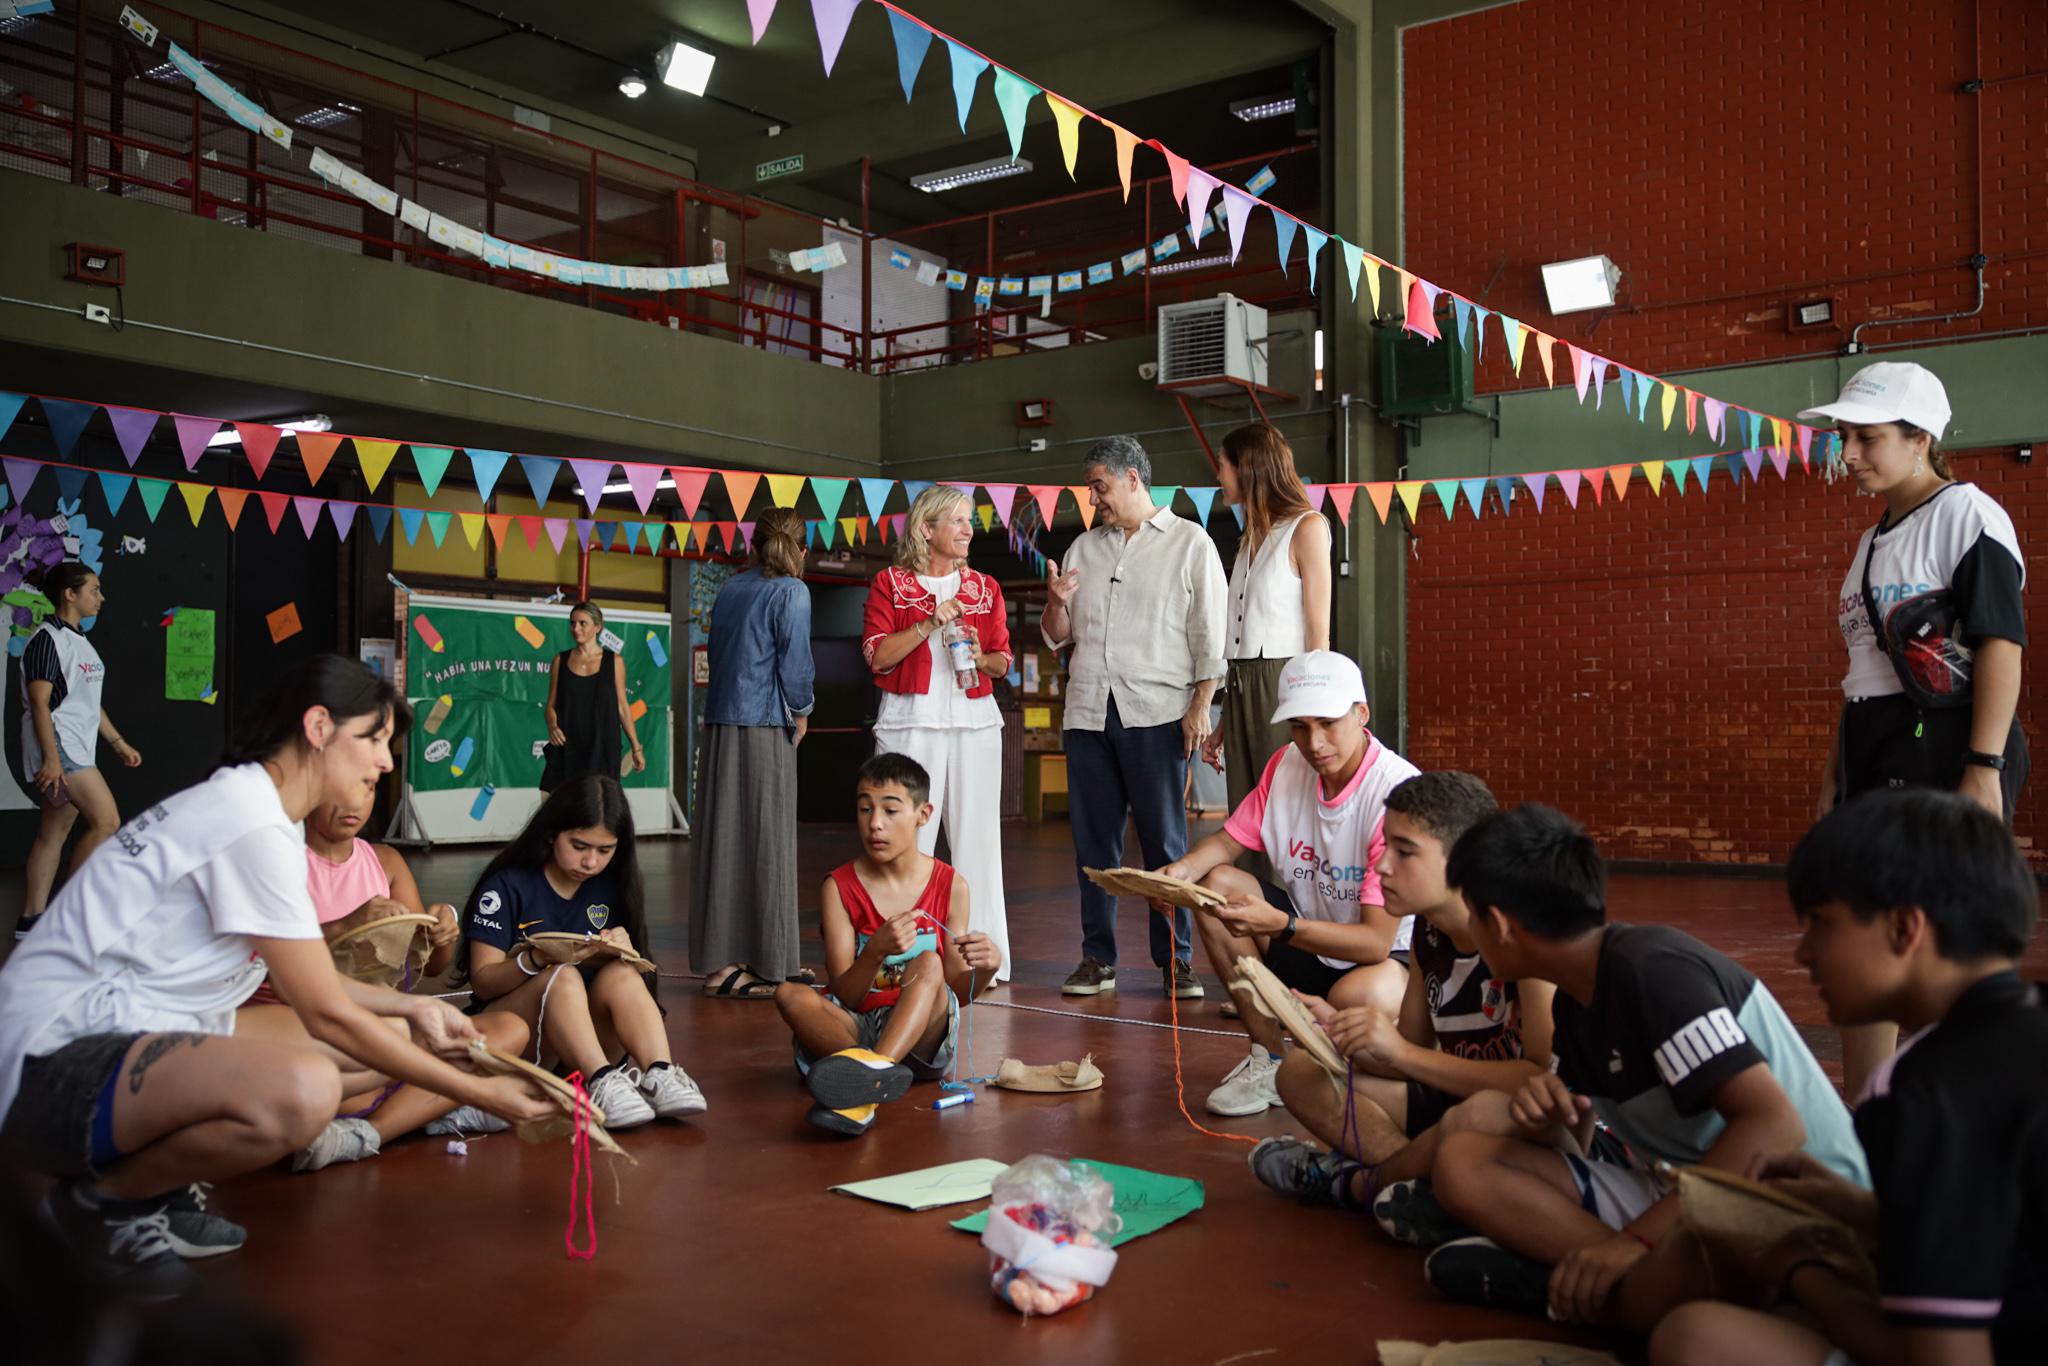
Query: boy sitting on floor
1651 790 2048 1366
773 752 1002 1137
1158 650 1419 1117
1250 771 1561 1247
1424 805 1869 1333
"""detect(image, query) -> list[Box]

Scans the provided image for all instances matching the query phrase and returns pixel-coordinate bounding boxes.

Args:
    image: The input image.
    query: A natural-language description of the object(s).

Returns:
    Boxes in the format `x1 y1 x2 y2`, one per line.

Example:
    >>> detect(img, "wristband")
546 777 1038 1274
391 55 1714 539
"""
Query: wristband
1271 909 1299 948
1964 749 2007 771
514 949 539 977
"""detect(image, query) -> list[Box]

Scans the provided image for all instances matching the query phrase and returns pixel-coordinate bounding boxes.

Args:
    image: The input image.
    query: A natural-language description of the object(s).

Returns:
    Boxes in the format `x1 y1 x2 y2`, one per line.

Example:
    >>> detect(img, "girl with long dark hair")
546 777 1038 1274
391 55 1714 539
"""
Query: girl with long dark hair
462 775 704 1129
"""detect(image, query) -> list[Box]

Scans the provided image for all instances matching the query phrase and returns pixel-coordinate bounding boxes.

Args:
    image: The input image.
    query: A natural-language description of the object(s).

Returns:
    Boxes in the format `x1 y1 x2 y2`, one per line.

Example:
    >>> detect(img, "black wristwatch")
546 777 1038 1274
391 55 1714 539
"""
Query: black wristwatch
1964 749 2008 771
1272 908 1299 947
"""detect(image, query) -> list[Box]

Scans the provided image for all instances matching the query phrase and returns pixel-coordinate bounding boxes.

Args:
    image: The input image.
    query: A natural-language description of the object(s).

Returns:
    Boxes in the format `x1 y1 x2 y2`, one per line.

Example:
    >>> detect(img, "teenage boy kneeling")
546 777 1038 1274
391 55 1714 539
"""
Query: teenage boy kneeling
1250 771 1561 1248
774 753 1001 1137
1424 805 1869 1333
1158 650 1419 1117
1652 790 2048 1366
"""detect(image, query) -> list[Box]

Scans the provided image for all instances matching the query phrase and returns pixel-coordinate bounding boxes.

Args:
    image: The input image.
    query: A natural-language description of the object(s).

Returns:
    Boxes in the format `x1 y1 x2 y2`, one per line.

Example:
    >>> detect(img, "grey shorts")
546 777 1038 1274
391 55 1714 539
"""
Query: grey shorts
793 988 959 1082
0 1031 143 1178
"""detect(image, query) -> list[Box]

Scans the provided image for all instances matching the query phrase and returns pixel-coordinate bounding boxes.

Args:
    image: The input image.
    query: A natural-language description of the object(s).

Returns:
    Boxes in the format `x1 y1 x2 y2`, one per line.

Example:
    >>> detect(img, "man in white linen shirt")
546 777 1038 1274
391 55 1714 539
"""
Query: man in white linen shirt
1041 435 1227 999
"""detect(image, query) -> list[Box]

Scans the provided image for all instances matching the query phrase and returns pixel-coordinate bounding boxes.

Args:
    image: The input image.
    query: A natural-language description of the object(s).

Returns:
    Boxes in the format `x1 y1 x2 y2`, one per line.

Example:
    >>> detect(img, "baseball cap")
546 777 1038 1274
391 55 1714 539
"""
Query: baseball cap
1271 650 1368 723
1796 362 1952 440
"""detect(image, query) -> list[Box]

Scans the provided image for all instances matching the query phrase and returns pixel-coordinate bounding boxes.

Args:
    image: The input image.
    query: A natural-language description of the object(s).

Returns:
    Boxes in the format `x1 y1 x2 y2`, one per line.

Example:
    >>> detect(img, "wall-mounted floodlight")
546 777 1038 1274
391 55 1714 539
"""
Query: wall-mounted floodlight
619 73 648 99
1540 255 1621 314
658 39 715 96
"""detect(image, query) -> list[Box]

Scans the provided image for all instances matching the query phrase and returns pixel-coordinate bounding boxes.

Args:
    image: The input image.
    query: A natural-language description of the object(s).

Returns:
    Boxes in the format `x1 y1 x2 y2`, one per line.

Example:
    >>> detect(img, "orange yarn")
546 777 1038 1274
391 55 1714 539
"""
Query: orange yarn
1167 983 1257 1147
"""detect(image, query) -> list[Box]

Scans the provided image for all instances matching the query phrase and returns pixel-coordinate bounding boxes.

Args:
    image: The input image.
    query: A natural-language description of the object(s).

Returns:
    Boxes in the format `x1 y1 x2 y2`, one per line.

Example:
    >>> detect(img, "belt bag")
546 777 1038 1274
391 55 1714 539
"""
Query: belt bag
1862 546 1973 709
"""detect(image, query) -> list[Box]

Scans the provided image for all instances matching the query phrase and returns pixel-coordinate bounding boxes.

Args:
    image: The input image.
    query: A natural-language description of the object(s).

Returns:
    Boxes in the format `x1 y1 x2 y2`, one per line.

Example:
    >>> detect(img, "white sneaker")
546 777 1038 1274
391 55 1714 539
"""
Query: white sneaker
638 1062 708 1119
291 1117 381 1172
425 1105 511 1137
587 1067 656 1129
1205 1046 1282 1117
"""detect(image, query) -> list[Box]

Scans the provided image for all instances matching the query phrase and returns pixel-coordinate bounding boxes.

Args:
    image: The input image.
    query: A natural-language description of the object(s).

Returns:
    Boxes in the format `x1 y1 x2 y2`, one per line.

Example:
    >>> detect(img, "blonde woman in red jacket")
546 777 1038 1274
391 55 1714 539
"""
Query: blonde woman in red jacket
862 486 1013 983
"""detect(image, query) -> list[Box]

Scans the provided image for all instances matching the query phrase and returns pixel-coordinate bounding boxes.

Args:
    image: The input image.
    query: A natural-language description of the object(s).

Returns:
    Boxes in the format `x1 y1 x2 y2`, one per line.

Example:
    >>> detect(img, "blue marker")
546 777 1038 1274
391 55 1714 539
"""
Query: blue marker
933 1091 973 1111
645 630 668 667
468 785 496 821
449 735 475 777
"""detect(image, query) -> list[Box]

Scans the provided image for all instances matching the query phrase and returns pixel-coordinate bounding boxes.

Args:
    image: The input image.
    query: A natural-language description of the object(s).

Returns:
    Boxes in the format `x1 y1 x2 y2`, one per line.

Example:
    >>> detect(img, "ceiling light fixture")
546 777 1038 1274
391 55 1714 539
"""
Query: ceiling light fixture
1539 254 1622 314
657 39 716 97
910 156 1035 193
206 415 333 448
600 475 677 495
1147 253 1232 276
618 73 648 99
1229 95 1295 122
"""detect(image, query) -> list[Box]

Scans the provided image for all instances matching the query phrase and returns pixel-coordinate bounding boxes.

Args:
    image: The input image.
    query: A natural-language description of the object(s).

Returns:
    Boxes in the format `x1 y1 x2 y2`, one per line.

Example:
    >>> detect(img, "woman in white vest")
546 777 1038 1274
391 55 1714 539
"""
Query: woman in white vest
15 563 141 940
1203 424 1332 876
0 655 555 1297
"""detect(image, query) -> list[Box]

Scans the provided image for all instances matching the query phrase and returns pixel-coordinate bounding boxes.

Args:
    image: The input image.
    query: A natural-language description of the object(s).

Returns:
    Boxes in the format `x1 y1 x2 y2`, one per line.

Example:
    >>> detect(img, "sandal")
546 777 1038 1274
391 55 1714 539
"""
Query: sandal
702 966 779 1000
785 966 818 986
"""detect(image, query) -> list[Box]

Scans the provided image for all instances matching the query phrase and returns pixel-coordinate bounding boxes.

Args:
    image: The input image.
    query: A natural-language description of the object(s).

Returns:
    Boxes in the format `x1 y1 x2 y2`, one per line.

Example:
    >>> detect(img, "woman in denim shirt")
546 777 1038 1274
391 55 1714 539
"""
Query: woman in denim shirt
689 506 815 998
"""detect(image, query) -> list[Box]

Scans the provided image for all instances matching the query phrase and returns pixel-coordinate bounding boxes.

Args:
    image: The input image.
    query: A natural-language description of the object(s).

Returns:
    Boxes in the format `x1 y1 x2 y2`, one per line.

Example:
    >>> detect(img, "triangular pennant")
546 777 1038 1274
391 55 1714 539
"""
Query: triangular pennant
886 8 933 102
1570 346 1592 402
1703 397 1726 442
516 515 542 551
297 431 342 487
216 486 248 530
855 516 869 545
53 466 88 504
1619 368 1637 414
988 484 1019 526
1 458 38 503
292 495 322 536
1744 409 1763 449
766 473 806 508
858 477 893 521
544 518 569 552
521 454 562 507
229 423 280 480
1453 297 1474 349
1326 485 1357 527
105 406 157 466
1660 383 1678 431
351 438 399 492
97 470 134 516
1534 332 1556 387
1394 481 1424 522
410 445 455 498
1556 470 1582 508
173 414 217 470
1520 474 1547 512
1405 278 1442 341
1047 95 1085 178
1607 466 1630 501
566 459 612 514
975 505 994 532
723 470 762 519
690 520 712 553
1470 305 1490 364
1271 214 1298 279
1184 486 1216 524
1032 485 1062 526
330 501 359 540
1185 169 1219 244
1493 475 1516 512
945 40 989 132
458 512 486 549
39 398 95 459
809 0 863 75
1720 454 1742 486
1458 478 1487 517
0 392 23 443
1589 357 1611 408
1340 240 1365 303
1365 483 1395 524
623 462 664 514
1668 458 1690 495
1069 487 1096 529
670 521 692 553
1110 123 1139 201
1150 485 1180 511
1219 186 1255 264
1301 484 1325 512
1744 449 1765 482
1301 226 1327 295
136 477 171 522
991 67 1039 162
177 482 210 527
810 476 850 525
466 449 510 503
574 518 595 549
365 506 392 543
715 520 738 552
1685 389 1699 435
1230 504 1245 529
674 468 712 519
1499 316 1526 375
746 0 776 44
1795 424 1815 468
1428 480 1459 520
425 510 453 548
257 490 291 532
1642 461 1665 494
1159 145 1189 207
394 506 422 544
1769 448 1791 480
842 515 862 544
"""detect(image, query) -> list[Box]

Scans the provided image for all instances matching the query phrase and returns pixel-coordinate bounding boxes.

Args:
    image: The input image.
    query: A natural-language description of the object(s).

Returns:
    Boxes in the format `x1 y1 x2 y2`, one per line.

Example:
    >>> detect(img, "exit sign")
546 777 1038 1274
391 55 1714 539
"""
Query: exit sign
756 154 804 182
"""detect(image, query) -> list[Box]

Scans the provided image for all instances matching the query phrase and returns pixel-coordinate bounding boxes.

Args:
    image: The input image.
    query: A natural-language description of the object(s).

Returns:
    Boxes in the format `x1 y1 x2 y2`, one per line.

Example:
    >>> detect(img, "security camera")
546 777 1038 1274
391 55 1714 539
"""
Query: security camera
1137 361 1159 381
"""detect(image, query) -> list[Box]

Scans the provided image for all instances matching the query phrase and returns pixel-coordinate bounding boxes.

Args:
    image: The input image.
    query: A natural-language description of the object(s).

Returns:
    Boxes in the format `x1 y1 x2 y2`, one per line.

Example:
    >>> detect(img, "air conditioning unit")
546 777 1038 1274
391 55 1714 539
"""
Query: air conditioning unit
1156 294 1268 397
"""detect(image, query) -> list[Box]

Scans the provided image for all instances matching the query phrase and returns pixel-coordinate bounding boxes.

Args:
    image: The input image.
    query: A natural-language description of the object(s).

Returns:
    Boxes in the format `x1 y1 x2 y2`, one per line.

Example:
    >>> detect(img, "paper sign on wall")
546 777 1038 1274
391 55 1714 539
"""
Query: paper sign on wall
164 606 215 702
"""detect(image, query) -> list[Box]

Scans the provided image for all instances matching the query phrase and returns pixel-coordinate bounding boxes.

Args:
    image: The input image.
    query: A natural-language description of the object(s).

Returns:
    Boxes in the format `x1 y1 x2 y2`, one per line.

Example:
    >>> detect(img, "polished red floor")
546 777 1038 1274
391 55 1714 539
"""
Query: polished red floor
15 820 2048 1364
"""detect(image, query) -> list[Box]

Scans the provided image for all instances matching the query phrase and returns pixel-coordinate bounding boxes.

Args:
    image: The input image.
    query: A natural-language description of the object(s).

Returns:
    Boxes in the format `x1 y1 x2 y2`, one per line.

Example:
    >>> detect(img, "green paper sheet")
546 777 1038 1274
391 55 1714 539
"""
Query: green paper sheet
830 1158 1010 1211
950 1159 1205 1246
164 607 215 702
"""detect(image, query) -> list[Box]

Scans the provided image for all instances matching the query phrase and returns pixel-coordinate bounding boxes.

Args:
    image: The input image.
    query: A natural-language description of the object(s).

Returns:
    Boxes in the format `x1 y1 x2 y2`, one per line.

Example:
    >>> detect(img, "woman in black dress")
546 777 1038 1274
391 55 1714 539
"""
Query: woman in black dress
542 602 644 791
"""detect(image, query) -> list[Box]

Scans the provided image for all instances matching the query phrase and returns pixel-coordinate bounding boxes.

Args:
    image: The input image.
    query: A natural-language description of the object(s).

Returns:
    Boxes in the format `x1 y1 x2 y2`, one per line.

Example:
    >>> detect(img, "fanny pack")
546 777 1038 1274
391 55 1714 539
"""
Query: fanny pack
1861 538 1974 709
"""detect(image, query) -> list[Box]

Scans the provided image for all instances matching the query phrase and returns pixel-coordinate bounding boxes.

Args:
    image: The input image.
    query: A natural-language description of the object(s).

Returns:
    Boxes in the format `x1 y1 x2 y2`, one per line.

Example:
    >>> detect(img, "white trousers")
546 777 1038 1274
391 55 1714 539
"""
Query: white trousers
871 724 1010 983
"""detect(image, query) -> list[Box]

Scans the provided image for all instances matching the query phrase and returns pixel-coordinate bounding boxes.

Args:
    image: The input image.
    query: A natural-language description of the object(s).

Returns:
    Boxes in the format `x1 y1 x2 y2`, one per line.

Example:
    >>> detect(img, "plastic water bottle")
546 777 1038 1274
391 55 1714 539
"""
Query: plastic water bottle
941 618 977 689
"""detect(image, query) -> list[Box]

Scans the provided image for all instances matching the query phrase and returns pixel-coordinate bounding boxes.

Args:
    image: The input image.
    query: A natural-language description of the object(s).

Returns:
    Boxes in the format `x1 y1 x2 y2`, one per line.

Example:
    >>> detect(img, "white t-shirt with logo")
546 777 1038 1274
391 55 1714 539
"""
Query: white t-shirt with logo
1837 483 2026 699
0 764 321 1122
1224 736 1421 968
19 618 107 774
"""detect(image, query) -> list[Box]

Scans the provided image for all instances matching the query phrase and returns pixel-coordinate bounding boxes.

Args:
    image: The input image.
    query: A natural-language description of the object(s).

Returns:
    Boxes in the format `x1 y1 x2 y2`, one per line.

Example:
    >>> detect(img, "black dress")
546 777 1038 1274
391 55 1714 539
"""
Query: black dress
551 647 621 790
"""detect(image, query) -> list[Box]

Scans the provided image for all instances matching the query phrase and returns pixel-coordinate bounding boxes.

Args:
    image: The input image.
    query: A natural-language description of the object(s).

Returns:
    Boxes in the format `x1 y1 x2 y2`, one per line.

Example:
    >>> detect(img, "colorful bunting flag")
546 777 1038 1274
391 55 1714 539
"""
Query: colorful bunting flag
810 0 863 76
886 8 933 101
991 67 1039 162
466 449 510 503
945 40 988 132
410 445 455 498
39 398 95 459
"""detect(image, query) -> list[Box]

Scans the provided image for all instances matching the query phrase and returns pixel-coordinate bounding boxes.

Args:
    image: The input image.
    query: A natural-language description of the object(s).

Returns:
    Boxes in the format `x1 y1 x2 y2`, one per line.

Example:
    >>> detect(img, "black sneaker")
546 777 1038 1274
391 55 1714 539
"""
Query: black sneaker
804 1048 913 1112
40 1181 198 1300
13 912 42 940
1060 957 1116 996
1373 1177 1474 1247
162 1183 247 1259
1424 1236 1552 1317
1166 958 1205 999
1248 1136 1363 1207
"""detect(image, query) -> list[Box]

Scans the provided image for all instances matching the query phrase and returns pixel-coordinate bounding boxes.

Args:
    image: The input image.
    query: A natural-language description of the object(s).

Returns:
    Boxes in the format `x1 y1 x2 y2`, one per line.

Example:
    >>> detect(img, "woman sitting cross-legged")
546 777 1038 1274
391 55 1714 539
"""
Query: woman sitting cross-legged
0 656 557 1299
460 775 705 1130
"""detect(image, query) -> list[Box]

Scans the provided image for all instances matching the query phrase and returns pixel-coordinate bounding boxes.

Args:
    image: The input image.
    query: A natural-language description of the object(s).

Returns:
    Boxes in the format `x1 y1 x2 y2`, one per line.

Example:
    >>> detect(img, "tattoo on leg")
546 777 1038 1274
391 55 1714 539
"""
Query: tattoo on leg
127 1033 208 1095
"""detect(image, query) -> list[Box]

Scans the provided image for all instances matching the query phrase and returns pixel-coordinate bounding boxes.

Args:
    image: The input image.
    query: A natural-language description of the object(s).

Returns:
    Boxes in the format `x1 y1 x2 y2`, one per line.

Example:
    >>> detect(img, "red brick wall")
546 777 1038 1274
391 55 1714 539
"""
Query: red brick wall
1402 0 2047 378
1398 1 2048 867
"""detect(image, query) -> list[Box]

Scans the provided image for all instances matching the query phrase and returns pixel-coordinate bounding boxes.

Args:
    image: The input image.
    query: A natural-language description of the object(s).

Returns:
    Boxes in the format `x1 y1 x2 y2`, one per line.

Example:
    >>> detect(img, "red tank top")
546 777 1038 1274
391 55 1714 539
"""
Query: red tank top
828 858 955 1010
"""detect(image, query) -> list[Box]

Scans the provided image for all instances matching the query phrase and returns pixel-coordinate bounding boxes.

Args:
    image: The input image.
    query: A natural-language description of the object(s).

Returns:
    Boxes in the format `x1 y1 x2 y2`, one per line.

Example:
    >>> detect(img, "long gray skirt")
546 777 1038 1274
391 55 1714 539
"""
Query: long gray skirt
687 723 800 979
1222 656 1292 884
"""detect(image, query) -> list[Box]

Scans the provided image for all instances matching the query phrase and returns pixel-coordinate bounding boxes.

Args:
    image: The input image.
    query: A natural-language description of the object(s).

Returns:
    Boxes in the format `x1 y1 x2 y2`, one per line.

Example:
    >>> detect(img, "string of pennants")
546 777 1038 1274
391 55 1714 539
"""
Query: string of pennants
753 0 1835 460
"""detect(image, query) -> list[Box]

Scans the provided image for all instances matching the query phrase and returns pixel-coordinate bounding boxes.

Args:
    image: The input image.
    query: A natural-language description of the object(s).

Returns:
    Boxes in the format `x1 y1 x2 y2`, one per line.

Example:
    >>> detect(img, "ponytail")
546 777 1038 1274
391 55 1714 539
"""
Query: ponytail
222 654 409 767
753 506 807 579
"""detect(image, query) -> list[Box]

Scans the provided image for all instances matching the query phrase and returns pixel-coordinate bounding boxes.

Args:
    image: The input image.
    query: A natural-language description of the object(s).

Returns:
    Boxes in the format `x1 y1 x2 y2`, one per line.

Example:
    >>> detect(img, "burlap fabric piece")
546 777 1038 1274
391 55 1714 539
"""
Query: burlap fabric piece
1675 1164 1876 1305
465 1044 635 1162
522 930 660 973
994 1055 1104 1093
1083 866 1226 911
1227 954 1347 1077
324 909 435 989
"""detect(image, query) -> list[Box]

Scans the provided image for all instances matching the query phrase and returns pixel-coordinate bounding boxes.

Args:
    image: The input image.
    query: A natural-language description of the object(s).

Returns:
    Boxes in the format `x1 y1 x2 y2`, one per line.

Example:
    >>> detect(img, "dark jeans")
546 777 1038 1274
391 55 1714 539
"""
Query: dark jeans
1065 696 1194 968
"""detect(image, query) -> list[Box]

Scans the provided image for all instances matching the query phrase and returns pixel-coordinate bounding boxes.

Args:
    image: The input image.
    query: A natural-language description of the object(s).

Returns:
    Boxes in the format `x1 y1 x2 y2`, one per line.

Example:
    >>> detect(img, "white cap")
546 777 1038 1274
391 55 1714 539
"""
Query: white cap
1796 362 1952 440
1271 650 1368 723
